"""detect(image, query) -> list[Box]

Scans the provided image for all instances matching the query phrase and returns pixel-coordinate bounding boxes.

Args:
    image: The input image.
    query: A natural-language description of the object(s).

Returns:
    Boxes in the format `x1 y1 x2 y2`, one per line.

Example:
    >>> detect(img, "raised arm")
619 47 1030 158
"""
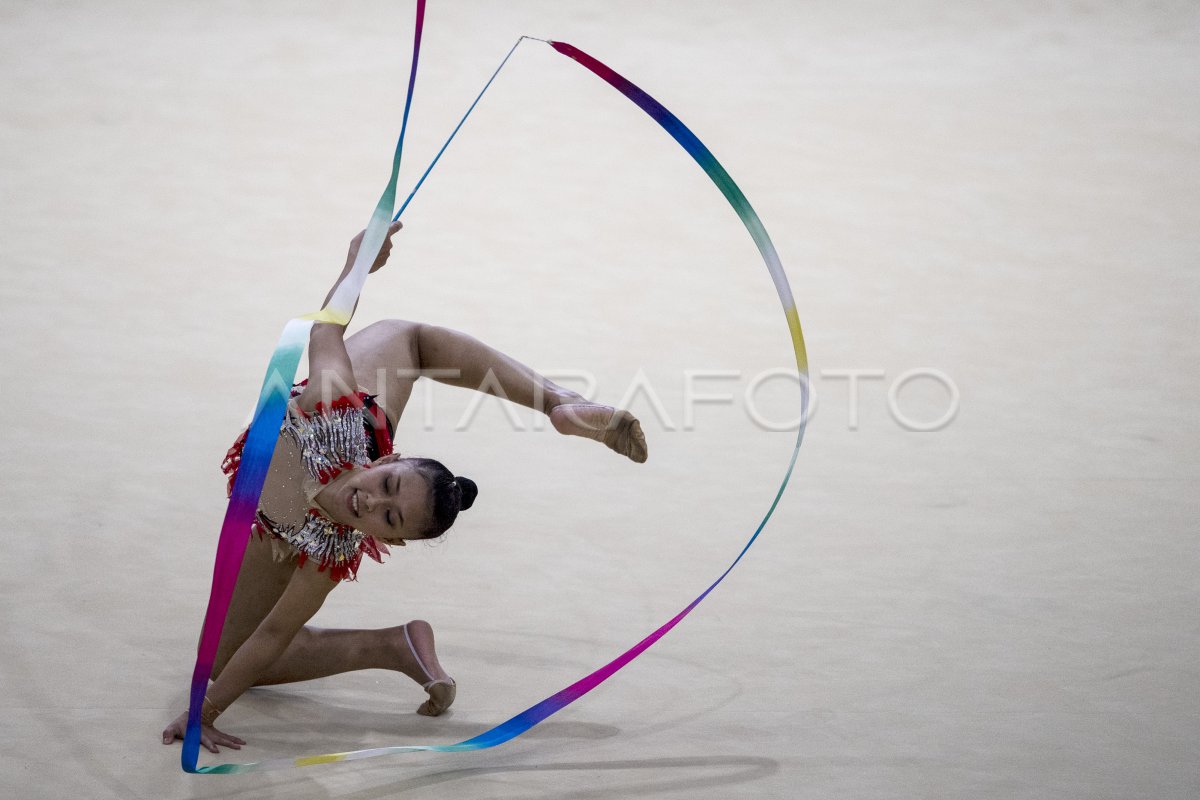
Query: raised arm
298 221 403 411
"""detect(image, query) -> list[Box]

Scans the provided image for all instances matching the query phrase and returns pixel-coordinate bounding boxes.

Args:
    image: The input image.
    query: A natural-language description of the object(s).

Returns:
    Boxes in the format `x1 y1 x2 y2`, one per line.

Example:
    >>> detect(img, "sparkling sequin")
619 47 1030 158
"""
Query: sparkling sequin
224 390 388 581
282 402 369 484
255 508 366 571
262 401 372 574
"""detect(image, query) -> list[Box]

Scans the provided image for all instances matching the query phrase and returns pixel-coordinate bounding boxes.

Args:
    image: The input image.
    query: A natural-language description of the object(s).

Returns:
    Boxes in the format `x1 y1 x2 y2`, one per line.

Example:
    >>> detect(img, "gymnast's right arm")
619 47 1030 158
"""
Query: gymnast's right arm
299 221 402 409
161 564 336 752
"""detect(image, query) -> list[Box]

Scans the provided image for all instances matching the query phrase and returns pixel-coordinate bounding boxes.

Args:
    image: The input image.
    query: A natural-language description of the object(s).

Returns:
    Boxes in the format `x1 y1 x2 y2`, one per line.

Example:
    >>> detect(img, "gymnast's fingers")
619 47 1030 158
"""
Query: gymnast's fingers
161 711 187 744
213 725 246 747
371 238 397 272
202 722 245 747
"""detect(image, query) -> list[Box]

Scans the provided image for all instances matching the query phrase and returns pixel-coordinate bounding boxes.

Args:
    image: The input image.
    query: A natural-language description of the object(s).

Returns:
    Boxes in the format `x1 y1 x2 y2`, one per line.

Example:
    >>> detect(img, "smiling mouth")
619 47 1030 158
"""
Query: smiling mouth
348 488 361 518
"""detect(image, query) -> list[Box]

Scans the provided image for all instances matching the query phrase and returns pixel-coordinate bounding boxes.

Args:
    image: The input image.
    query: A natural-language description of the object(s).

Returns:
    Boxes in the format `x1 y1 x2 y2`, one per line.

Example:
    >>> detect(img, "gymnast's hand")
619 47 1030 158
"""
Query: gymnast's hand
347 220 403 274
160 710 246 754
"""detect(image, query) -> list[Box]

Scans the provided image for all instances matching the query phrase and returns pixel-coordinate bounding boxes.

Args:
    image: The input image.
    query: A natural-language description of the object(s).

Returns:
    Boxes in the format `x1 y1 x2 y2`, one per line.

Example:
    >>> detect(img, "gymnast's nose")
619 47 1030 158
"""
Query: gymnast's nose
361 491 395 515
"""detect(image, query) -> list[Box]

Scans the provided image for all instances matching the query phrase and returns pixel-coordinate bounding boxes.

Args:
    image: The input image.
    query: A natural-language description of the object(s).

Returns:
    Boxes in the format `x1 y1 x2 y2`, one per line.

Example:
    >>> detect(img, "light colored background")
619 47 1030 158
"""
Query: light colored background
1 1 1197 798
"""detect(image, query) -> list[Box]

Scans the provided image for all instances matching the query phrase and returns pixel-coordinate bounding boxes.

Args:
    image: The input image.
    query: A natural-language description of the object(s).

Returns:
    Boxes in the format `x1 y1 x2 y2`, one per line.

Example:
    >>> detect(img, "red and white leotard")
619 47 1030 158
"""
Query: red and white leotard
221 384 394 581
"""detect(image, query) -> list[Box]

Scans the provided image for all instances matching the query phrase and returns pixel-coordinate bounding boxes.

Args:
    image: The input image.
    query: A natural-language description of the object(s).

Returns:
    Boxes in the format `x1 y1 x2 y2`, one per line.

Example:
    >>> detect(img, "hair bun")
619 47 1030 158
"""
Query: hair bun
455 476 478 511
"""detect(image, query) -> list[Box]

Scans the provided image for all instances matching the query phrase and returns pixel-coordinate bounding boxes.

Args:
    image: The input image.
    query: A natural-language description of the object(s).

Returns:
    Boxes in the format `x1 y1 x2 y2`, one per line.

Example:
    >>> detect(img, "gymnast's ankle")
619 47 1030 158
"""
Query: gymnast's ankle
542 387 587 416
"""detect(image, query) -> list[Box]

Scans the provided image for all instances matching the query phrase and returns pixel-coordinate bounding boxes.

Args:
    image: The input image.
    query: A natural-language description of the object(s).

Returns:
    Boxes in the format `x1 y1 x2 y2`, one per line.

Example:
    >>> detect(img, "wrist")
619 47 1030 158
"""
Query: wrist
201 696 224 726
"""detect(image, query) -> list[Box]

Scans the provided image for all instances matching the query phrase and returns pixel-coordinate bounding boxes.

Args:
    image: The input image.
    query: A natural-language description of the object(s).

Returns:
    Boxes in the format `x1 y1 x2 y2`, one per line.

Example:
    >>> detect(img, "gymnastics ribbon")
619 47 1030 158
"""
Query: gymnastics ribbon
180 0 428 773
183 18 809 775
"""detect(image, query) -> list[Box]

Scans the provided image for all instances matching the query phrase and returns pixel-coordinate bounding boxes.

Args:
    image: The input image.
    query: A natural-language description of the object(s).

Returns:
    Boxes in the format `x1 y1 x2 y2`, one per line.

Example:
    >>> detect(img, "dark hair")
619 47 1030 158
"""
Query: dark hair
408 457 477 539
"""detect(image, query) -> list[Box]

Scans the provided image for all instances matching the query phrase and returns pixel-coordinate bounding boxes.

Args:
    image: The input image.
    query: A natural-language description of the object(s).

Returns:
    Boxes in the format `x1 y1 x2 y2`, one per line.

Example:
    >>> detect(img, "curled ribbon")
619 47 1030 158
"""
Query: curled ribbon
183 2 808 774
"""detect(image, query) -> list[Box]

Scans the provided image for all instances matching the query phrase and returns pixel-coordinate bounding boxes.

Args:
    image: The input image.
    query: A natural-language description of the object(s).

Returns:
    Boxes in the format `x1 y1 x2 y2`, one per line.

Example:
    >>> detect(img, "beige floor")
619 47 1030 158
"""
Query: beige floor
2 1 1197 798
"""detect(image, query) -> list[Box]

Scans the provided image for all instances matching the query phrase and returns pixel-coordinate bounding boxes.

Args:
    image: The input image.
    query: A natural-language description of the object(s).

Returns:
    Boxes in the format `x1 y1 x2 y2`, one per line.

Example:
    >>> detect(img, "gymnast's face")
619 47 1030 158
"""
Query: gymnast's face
316 459 432 544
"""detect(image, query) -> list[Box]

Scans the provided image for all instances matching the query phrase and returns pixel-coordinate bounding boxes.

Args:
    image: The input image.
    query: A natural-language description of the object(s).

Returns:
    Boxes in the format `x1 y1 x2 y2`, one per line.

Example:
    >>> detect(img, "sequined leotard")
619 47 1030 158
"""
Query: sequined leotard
221 384 395 581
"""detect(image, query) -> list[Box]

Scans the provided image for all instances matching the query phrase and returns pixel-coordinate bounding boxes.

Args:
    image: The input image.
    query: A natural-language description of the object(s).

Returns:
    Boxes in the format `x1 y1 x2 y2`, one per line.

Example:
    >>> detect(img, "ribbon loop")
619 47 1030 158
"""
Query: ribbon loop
184 15 808 775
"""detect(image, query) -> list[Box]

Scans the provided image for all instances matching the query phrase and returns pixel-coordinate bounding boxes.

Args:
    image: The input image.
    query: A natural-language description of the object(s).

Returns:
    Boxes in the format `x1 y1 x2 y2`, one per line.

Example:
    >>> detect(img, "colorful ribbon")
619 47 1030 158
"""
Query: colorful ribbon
183 7 808 775
181 0 428 772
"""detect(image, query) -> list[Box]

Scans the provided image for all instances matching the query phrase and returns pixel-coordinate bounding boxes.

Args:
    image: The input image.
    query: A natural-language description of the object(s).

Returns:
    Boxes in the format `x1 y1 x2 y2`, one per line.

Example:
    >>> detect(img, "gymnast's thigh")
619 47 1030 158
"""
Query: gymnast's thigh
345 319 422 426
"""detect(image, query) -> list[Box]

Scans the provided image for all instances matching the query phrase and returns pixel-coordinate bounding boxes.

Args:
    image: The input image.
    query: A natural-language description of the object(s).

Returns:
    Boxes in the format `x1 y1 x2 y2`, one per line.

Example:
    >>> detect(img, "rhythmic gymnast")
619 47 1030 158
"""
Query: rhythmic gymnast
161 222 648 753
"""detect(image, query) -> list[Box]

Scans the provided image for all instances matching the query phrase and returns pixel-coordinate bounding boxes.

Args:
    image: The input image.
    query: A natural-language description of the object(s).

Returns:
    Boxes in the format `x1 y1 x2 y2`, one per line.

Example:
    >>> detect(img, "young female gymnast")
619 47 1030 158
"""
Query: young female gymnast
161 222 647 753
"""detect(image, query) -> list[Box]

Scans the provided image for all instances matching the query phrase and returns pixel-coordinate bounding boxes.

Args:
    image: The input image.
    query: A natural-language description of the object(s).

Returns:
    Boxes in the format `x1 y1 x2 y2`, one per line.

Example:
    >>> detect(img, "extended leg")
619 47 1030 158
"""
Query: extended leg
252 619 455 716
414 323 580 415
346 320 647 462
346 320 576 420
416 324 648 462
